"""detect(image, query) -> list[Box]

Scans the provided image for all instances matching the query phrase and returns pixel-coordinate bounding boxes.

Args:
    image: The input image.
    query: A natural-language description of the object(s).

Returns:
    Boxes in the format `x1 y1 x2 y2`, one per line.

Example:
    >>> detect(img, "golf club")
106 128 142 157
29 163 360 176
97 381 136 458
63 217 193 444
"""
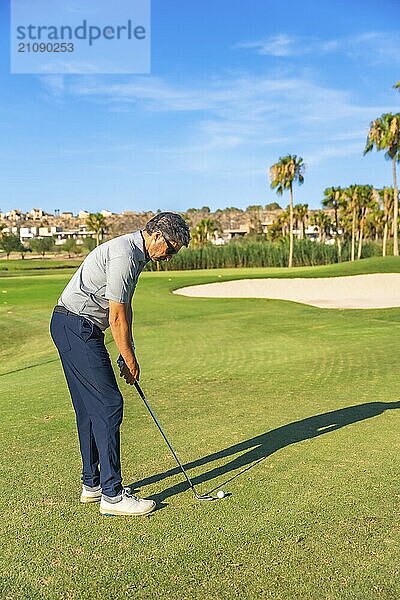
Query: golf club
132 379 223 501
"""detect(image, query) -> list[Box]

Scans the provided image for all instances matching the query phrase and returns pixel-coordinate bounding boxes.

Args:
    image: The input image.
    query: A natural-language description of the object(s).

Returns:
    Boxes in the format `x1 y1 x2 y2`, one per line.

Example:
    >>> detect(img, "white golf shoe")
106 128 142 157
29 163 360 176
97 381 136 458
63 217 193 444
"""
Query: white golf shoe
100 487 156 516
80 484 102 504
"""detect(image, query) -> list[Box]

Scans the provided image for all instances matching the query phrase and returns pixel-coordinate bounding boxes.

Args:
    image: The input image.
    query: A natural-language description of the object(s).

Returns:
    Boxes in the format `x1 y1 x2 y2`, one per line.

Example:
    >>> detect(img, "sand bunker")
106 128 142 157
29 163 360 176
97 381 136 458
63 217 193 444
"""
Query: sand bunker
173 273 400 309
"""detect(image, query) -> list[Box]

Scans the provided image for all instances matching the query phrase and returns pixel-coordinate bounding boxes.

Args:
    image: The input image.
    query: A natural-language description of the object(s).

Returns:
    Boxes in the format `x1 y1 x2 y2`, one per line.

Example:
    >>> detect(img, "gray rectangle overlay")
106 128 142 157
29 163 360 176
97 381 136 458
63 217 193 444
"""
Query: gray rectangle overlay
11 0 151 74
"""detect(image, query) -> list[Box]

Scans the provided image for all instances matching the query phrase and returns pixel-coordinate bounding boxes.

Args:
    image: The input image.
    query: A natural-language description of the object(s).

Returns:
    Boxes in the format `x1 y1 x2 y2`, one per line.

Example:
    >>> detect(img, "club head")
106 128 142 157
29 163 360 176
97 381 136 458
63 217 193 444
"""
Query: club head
195 493 216 501
192 488 219 501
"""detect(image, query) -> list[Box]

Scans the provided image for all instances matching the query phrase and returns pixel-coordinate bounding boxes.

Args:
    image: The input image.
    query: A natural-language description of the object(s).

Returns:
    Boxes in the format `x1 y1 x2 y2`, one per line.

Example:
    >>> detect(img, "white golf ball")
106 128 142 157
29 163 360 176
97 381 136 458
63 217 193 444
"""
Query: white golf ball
217 490 225 499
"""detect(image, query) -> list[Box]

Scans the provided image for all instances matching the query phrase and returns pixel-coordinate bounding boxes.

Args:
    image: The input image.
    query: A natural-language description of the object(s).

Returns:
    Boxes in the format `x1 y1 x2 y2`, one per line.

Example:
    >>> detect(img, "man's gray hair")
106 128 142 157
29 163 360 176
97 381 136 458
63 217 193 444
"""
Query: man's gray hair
145 212 190 247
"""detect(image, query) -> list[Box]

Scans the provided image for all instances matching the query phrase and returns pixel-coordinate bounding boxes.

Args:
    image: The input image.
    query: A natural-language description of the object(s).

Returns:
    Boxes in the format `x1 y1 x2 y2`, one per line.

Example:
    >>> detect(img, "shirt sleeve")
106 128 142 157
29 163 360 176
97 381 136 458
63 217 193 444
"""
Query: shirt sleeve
105 256 137 304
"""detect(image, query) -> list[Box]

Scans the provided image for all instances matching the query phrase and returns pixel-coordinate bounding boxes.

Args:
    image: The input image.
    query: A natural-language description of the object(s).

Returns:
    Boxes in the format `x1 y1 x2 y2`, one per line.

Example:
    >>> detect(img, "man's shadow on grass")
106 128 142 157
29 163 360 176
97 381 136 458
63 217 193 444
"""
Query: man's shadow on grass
128 401 400 507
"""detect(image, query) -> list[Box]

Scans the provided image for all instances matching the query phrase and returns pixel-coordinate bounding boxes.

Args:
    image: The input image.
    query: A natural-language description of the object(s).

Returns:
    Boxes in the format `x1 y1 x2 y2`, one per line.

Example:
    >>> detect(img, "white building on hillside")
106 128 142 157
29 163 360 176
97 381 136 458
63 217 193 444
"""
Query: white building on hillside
5 209 24 221
223 228 248 240
54 227 95 245
2 226 19 235
20 227 39 241
38 226 61 237
29 208 45 221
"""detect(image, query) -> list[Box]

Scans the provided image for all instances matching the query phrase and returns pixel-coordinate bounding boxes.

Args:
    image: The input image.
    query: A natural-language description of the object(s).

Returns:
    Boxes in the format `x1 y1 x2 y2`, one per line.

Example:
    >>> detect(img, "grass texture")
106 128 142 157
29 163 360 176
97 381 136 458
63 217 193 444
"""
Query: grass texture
0 257 399 599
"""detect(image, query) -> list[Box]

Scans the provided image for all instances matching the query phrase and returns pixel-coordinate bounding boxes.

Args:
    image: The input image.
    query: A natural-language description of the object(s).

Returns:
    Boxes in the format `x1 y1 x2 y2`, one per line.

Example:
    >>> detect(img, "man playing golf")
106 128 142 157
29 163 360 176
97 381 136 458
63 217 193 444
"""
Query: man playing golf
50 212 190 516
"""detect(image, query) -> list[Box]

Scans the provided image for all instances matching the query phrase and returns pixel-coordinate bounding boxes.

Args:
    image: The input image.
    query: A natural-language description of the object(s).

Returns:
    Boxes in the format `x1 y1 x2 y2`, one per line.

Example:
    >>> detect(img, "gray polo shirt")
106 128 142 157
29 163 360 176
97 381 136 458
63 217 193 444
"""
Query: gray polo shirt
58 230 149 331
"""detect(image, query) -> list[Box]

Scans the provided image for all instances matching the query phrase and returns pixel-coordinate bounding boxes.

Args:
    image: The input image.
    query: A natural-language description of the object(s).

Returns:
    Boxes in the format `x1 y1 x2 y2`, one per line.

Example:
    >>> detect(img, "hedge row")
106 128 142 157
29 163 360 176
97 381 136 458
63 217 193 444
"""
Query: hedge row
146 239 382 271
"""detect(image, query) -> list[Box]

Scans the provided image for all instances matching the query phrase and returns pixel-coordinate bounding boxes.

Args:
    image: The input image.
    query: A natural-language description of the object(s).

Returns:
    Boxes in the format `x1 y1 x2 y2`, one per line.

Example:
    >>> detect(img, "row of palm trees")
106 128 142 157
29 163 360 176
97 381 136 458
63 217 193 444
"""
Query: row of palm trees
268 87 400 267
270 185 395 261
323 185 396 261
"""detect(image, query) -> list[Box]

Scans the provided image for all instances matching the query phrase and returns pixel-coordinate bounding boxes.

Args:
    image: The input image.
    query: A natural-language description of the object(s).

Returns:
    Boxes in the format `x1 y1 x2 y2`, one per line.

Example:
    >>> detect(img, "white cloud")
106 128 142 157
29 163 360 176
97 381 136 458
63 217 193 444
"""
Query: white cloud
236 31 400 65
342 32 400 66
37 70 396 175
235 34 300 57
39 75 65 97
64 73 389 130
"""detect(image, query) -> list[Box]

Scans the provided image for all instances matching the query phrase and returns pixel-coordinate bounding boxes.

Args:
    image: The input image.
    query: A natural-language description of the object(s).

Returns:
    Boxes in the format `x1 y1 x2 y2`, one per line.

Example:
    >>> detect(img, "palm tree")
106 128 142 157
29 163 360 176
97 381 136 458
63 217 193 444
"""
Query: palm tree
267 209 290 241
365 203 384 243
344 185 362 262
364 113 400 255
269 155 305 267
246 205 263 236
191 218 219 247
338 195 353 249
310 210 332 243
356 185 376 259
322 187 342 231
86 213 107 247
267 218 284 241
279 208 290 238
379 187 394 256
293 204 308 239
322 187 344 260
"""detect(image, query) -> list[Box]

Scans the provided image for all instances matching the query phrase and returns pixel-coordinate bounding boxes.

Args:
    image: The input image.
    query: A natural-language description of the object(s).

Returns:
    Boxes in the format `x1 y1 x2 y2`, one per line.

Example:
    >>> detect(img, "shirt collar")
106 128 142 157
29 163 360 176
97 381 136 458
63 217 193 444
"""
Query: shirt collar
138 229 150 263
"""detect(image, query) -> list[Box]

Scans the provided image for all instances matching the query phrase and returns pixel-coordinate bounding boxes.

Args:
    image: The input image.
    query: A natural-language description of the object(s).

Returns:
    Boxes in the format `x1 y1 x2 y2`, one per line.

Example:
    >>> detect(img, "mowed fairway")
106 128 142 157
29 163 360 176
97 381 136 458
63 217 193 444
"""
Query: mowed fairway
1 258 400 600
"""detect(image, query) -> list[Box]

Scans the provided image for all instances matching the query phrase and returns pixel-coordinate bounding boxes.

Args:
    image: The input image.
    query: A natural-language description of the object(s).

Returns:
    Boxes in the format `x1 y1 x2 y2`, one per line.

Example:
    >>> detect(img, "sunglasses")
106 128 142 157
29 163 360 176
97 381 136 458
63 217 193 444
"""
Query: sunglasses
163 236 178 256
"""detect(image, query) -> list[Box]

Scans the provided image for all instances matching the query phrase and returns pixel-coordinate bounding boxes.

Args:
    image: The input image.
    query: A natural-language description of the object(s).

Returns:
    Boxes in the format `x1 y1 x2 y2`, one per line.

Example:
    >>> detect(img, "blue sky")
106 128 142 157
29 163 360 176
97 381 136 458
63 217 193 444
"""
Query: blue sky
1 0 399 214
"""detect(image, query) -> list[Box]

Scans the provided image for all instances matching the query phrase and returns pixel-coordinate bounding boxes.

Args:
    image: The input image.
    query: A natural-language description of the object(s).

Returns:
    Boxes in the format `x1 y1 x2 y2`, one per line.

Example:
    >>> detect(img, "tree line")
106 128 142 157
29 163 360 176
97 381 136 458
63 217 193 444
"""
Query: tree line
189 89 400 268
266 84 399 267
1 84 399 267
0 213 106 259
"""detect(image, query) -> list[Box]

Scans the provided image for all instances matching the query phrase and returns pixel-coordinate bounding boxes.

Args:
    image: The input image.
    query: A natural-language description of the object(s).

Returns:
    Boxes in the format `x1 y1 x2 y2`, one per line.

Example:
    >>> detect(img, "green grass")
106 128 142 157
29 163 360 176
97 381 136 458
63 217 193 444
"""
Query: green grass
1 257 400 599
0 258 82 278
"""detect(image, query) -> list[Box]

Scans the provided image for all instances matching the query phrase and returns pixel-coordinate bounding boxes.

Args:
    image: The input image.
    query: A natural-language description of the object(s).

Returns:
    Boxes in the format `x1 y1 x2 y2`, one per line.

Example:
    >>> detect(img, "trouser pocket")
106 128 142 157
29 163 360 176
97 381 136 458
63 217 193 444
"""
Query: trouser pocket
79 318 110 368
50 313 71 354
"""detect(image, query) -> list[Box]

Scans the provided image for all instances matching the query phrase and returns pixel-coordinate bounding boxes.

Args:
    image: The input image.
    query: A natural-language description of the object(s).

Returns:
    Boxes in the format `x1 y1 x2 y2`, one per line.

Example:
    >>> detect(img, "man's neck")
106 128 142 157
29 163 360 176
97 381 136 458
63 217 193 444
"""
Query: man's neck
140 230 151 260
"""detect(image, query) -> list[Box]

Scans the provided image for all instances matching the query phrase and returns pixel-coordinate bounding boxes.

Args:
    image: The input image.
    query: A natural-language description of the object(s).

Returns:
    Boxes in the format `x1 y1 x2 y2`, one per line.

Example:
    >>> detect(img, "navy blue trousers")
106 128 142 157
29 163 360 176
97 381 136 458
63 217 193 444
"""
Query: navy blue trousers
50 310 123 497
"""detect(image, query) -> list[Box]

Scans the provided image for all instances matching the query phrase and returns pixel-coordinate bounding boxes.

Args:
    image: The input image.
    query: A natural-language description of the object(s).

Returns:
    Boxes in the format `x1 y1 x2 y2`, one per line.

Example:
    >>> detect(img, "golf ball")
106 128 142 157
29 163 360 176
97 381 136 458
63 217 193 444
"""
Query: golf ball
217 490 225 499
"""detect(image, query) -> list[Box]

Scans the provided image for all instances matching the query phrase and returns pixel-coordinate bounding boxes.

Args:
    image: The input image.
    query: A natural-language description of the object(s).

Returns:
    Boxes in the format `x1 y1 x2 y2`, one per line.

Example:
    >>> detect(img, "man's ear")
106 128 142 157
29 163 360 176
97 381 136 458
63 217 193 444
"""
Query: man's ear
154 231 162 242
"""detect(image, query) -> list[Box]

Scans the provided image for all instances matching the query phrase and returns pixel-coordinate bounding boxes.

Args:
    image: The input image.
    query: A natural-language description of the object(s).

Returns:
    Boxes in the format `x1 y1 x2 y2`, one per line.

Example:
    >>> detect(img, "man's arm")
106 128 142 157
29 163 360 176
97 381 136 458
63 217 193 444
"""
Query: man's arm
125 301 133 345
109 300 139 383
